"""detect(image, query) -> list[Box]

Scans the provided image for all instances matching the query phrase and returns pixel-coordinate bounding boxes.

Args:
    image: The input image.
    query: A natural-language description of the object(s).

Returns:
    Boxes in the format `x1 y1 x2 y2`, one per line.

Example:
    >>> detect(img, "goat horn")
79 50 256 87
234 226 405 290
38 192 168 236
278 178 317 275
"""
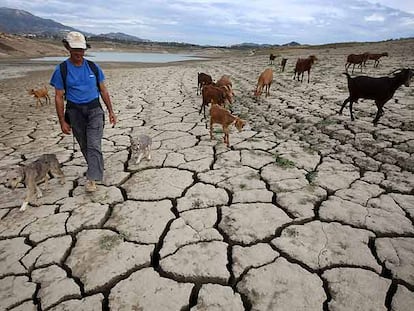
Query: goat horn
388 69 402 76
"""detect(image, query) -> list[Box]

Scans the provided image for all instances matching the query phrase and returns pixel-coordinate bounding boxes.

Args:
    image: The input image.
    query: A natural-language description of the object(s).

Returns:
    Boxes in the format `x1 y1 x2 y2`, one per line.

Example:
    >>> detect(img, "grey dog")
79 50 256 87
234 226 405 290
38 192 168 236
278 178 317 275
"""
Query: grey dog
130 135 152 164
5 154 65 211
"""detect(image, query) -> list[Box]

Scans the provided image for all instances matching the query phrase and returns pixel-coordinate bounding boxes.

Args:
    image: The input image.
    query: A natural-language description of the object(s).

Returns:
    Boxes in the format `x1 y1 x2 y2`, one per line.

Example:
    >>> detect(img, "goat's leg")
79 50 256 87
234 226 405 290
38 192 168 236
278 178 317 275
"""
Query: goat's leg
307 70 310 83
199 102 204 117
339 97 350 115
373 100 385 125
349 100 355 121
223 126 230 147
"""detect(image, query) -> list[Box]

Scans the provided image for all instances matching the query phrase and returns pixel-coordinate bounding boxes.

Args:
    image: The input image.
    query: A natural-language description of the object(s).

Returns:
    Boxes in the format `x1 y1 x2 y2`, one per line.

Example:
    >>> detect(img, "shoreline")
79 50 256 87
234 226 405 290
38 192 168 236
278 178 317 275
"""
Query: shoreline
0 55 219 81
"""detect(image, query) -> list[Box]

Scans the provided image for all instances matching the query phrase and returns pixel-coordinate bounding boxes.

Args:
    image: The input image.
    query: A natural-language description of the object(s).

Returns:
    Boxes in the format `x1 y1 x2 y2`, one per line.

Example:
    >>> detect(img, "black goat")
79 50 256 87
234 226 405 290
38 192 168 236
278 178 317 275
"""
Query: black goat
339 69 413 125
280 58 288 72
269 53 276 65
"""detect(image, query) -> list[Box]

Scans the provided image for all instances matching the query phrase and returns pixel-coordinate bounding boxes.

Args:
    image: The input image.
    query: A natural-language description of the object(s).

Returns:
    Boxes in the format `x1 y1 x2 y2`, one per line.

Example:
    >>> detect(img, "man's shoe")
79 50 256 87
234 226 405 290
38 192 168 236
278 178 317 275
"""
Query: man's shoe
85 180 97 192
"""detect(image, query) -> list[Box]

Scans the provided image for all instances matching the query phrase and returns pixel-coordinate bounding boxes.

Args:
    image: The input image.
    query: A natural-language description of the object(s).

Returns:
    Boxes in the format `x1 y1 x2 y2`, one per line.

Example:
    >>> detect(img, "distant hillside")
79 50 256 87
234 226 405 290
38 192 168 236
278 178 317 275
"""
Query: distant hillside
92 32 150 43
230 41 301 48
282 41 300 47
0 32 66 58
0 7 79 36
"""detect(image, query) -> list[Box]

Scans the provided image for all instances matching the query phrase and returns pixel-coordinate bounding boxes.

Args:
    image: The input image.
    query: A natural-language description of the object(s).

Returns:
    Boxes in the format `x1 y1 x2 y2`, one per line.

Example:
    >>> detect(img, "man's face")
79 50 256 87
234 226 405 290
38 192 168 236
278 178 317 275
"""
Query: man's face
70 48 85 61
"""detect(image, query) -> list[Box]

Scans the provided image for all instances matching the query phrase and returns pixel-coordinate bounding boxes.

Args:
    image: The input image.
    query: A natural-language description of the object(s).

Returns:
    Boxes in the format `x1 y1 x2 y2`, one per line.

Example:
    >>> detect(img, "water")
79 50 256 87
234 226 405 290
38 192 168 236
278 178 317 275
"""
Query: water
31 51 205 63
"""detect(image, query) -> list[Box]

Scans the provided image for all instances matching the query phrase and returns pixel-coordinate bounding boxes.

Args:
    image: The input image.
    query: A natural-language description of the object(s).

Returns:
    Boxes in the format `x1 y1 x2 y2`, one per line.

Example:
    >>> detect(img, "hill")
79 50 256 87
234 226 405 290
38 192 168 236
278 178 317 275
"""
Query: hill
0 7 78 36
0 32 66 58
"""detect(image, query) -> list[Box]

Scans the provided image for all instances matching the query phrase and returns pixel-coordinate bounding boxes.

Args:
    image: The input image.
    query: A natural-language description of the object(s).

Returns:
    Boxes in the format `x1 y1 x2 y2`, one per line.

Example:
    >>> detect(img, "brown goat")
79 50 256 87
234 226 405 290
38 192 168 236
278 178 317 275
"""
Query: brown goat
345 53 369 73
366 52 389 68
29 86 50 108
254 68 273 97
280 58 287 72
200 84 232 118
293 55 317 83
210 103 246 147
269 53 276 65
197 72 213 95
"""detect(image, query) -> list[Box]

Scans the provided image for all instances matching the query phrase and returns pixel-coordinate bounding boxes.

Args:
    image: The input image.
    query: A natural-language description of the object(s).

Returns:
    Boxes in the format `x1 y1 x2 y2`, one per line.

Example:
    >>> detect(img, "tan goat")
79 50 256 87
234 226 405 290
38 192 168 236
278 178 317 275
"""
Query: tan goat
29 86 50 108
210 103 246 147
254 68 273 97
216 75 235 99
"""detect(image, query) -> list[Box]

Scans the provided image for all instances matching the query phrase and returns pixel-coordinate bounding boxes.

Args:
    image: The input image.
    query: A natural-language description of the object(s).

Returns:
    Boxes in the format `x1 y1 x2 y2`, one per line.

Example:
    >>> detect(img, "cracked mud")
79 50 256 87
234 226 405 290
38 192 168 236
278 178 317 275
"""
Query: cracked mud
0 39 414 311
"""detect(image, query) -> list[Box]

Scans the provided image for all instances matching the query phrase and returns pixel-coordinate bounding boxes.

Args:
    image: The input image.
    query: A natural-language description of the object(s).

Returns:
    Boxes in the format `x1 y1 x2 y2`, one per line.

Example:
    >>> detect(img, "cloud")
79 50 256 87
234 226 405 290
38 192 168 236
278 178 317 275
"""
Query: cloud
364 13 386 22
2 0 414 45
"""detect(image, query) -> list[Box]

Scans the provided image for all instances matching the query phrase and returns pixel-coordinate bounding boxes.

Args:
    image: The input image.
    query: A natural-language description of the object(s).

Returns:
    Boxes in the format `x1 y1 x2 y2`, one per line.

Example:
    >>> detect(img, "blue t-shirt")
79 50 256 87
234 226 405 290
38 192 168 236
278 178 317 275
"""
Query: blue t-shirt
50 59 105 104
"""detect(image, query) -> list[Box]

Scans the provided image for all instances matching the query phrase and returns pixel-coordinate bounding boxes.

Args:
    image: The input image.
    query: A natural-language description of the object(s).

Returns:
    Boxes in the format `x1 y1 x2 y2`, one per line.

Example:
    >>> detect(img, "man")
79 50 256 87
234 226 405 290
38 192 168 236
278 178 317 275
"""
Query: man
50 31 117 192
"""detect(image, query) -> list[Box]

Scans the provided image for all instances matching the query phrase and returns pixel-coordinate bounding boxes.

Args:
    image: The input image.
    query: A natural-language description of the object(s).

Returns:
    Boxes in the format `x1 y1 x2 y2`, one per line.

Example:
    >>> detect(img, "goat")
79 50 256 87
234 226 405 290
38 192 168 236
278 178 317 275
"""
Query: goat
339 69 413 125
29 86 50 108
293 55 317 83
366 52 389 68
269 53 276 65
254 68 273 97
197 72 213 95
216 75 232 89
199 84 232 118
216 75 235 99
280 58 288 72
209 103 246 147
345 53 369 73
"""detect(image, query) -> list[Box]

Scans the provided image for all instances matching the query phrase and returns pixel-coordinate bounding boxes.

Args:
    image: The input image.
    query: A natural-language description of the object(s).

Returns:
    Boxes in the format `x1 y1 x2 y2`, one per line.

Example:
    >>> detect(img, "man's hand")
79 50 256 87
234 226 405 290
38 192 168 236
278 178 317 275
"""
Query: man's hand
60 120 71 134
109 111 117 127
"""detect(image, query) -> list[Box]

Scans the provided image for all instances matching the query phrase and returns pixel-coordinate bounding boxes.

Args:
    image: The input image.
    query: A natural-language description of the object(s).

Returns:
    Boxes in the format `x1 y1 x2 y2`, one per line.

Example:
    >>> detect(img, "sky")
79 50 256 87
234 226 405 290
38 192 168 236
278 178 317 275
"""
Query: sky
1 0 414 46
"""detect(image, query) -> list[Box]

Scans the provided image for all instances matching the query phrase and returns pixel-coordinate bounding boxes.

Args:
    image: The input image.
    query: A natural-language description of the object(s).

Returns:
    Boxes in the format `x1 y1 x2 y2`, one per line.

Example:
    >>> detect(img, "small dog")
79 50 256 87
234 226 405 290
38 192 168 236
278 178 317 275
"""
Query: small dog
5 154 65 211
29 86 50 108
130 135 152 164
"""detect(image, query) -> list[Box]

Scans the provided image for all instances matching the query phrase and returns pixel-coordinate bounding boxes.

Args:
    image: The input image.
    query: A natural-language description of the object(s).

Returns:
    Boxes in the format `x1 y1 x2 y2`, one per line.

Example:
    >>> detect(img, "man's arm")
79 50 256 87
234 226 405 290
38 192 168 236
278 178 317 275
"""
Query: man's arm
55 89 71 134
99 81 117 126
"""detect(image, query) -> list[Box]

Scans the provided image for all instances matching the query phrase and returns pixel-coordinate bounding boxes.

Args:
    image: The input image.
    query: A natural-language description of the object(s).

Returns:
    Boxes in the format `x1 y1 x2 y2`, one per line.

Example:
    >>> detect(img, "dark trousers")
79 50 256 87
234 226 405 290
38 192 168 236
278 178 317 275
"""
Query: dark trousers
66 101 104 181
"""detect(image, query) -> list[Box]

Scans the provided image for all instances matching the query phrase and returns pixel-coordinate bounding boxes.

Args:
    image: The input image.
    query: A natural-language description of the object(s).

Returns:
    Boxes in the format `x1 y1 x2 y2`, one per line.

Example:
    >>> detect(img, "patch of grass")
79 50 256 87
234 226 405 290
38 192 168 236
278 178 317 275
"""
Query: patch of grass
239 183 247 189
99 234 121 251
239 112 248 119
284 227 298 238
119 231 130 240
214 128 224 134
305 171 318 184
275 154 295 168
192 198 203 209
